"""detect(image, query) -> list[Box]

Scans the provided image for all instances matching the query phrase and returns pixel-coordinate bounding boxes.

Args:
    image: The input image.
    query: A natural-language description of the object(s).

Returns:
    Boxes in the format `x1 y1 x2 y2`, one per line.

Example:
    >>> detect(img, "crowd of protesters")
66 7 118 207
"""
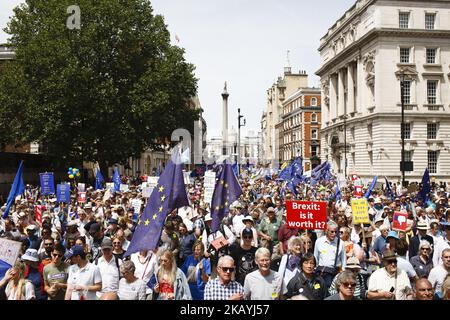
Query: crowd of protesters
1 166 450 301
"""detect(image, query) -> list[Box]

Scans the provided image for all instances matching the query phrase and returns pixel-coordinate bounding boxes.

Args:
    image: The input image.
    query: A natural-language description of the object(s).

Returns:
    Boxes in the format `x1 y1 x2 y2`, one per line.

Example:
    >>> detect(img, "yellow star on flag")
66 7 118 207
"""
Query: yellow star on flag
224 183 228 188
159 206 163 212
220 180 224 185
152 214 157 220
161 195 166 202
145 219 150 226
159 186 164 193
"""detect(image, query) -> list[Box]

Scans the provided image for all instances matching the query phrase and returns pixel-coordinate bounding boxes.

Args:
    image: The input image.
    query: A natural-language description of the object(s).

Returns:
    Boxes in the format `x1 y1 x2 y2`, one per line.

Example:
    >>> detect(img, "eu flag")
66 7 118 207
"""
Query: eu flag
113 167 121 193
335 179 341 201
124 149 189 256
365 176 378 199
385 176 395 201
95 168 104 190
2 160 25 219
210 163 242 232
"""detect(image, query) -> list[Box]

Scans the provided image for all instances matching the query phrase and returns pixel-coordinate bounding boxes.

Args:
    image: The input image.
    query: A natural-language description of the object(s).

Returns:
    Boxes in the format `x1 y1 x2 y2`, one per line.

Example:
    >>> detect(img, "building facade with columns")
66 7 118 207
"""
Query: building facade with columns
264 67 309 167
280 88 322 171
317 0 450 182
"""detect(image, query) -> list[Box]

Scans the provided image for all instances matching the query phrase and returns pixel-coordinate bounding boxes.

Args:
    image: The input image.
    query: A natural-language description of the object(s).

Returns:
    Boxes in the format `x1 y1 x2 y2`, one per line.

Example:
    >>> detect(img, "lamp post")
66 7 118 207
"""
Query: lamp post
400 73 406 187
238 108 246 165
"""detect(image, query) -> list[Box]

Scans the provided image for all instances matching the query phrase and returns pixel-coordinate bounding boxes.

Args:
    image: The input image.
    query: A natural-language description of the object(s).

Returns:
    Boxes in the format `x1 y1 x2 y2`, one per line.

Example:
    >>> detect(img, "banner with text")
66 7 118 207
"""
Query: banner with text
203 170 216 206
57 183 71 203
0 238 22 266
40 172 55 195
351 198 370 224
286 201 327 230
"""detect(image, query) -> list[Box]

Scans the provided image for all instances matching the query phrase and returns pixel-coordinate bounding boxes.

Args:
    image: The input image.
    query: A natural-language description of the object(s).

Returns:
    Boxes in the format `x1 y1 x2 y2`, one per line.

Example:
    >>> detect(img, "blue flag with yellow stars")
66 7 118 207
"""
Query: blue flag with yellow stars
95 168 104 190
124 149 189 256
113 167 121 193
210 162 242 232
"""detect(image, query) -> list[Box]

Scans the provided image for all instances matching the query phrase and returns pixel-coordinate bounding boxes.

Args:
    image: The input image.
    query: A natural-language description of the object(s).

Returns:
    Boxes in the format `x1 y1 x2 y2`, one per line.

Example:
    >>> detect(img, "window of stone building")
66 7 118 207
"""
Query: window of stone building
402 122 411 139
311 129 318 140
311 145 318 157
311 97 317 106
400 47 410 63
311 113 317 123
427 80 437 104
404 150 412 162
367 123 373 139
425 13 435 30
428 150 438 174
401 80 411 104
426 48 436 64
350 127 355 141
399 12 410 29
427 122 438 139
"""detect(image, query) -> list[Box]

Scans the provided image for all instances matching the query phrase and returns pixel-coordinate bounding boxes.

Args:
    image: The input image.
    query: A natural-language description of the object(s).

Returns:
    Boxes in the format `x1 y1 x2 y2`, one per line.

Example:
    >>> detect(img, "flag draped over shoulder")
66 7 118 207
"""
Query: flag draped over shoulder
419 168 430 204
2 160 25 219
210 163 242 232
113 167 121 192
95 168 104 190
124 149 189 256
365 176 378 199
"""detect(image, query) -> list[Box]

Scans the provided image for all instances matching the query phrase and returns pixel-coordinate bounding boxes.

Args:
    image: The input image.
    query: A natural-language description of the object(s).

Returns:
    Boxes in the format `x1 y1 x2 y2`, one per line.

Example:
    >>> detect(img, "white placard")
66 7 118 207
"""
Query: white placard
120 184 129 192
77 183 85 192
132 199 143 214
183 171 191 185
147 176 159 189
106 182 114 191
0 238 22 266
203 170 216 205
142 187 152 198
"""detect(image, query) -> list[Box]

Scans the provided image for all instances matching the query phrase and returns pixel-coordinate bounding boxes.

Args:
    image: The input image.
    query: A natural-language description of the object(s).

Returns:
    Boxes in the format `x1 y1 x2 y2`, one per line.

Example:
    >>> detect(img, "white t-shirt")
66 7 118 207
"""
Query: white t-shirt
130 252 158 294
5 281 35 300
67 262 102 300
96 256 122 296
243 270 282 300
428 265 449 294
117 278 147 300
368 268 411 300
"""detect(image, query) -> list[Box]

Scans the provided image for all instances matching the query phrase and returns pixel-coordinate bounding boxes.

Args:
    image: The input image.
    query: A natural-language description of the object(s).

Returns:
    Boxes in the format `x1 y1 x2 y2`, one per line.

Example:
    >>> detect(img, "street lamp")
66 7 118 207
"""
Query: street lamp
238 108 246 165
400 73 406 187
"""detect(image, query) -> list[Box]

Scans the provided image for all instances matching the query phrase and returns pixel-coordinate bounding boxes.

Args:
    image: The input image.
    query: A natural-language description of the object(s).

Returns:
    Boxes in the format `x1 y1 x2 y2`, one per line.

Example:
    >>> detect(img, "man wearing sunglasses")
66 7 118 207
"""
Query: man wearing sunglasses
367 249 412 300
204 256 243 300
43 243 69 300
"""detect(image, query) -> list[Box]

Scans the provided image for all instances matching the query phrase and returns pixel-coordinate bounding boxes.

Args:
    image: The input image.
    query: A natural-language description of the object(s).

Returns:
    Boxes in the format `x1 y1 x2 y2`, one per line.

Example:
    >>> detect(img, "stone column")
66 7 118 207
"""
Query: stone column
338 69 345 117
347 64 355 114
330 74 337 120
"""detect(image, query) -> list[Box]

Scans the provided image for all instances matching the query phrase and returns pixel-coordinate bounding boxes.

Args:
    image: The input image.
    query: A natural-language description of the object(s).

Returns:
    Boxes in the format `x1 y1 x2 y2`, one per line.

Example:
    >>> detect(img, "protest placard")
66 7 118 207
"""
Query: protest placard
393 211 408 232
203 170 216 205
353 185 363 198
142 187 152 198
56 183 71 203
78 191 86 203
0 238 22 266
132 199 142 214
40 172 55 195
285 201 327 230
351 198 370 224
120 184 129 192
77 183 85 192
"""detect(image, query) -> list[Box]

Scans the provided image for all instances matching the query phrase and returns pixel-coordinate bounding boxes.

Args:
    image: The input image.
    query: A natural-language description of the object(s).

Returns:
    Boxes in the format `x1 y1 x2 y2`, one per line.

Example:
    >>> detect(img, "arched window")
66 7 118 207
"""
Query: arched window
311 113 317 123
311 97 317 106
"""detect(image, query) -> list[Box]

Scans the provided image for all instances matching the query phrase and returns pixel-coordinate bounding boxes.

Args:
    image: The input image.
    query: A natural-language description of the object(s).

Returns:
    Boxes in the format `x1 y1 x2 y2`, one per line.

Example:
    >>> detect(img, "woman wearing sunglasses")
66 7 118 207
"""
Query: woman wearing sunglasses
325 270 359 300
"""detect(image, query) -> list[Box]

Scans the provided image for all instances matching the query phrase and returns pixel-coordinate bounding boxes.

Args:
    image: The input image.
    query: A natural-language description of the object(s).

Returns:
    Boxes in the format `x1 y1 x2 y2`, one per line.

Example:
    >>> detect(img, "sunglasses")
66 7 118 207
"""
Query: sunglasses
44 243 54 246
342 282 357 288
387 259 397 264
421 248 431 251
220 267 235 273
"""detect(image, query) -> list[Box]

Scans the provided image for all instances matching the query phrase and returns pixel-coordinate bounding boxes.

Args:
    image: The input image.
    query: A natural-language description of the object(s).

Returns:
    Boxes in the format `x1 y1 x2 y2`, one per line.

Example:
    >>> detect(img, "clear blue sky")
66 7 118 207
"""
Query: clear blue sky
0 0 356 137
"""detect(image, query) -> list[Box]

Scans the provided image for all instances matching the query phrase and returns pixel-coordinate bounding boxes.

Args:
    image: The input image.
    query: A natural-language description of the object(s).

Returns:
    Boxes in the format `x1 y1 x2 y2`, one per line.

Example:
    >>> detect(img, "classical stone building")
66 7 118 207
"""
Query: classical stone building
264 67 309 167
316 0 450 182
280 88 321 171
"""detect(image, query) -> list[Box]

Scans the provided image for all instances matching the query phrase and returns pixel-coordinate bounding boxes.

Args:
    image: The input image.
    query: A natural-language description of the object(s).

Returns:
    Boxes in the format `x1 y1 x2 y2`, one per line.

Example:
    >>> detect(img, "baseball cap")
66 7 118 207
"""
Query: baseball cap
101 238 113 250
64 245 85 259
386 230 399 240
242 228 253 237
88 223 101 235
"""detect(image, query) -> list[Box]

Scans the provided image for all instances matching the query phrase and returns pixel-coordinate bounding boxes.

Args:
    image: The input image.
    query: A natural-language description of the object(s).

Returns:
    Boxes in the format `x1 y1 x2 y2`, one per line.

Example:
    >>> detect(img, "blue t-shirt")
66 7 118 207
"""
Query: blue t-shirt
181 255 211 300
26 267 47 300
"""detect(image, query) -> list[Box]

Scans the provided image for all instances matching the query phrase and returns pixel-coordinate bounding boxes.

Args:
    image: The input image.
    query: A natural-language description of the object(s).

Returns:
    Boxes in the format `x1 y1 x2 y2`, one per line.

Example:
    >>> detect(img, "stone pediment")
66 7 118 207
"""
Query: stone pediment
395 66 418 81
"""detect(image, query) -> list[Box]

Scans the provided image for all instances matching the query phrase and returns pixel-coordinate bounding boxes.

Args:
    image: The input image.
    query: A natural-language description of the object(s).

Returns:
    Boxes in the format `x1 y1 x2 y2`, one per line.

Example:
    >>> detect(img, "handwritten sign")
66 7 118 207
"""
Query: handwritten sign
351 198 370 224
0 238 22 266
285 201 327 230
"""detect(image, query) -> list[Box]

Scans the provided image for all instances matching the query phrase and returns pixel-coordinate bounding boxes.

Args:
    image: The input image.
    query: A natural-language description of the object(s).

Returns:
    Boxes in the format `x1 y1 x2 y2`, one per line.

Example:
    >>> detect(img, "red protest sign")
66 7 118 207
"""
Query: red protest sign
285 201 327 230
353 185 363 198
392 211 408 232
78 192 86 203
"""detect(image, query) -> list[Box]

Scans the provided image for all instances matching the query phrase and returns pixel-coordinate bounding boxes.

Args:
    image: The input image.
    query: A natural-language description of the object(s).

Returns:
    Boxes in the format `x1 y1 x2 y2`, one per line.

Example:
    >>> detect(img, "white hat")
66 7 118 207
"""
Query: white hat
22 248 39 262
204 213 212 222
18 211 27 218
242 216 254 223
416 221 429 230
67 220 78 227
375 217 385 224
84 203 92 209
374 198 382 204
26 224 37 231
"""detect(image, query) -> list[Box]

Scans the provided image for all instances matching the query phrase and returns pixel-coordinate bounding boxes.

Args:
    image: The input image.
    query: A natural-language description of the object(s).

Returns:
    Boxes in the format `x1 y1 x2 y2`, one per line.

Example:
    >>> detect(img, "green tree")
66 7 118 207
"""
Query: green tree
0 0 199 175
